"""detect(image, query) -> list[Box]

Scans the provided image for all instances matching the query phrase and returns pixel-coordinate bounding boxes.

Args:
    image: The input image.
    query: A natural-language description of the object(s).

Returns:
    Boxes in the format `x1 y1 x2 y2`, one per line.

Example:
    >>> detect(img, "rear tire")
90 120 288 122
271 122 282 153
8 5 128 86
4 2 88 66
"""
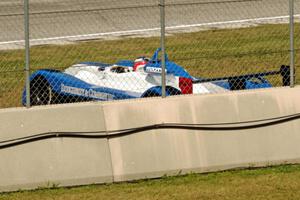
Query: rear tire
142 92 160 98
30 76 53 106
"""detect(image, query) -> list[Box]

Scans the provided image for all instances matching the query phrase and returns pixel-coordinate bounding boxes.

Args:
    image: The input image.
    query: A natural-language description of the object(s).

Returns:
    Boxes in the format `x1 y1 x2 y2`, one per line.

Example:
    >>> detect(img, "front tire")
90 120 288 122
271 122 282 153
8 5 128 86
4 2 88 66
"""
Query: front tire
30 76 53 106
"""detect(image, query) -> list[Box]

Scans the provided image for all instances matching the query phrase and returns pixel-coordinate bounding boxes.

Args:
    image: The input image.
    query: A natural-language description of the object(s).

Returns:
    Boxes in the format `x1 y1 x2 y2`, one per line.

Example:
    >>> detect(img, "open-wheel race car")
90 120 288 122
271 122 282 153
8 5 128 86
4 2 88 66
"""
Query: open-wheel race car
22 48 291 106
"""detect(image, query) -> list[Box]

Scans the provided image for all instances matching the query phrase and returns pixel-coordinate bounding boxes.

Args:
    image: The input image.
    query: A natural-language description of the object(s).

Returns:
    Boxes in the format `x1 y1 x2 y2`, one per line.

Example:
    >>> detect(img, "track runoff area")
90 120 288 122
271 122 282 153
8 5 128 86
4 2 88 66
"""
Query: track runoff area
0 14 299 49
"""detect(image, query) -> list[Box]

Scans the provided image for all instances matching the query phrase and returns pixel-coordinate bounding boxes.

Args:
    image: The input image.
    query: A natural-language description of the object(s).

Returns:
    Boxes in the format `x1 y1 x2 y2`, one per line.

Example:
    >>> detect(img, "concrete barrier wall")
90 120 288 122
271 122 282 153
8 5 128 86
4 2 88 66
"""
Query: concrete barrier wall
1 86 300 191
0 104 113 191
105 87 300 181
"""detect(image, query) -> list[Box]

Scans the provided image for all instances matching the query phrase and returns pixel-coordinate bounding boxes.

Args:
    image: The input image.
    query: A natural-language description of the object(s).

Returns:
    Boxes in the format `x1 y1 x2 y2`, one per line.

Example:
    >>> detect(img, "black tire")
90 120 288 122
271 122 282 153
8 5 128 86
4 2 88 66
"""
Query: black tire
142 87 181 98
166 86 181 96
30 76 53 106
142 92 160 98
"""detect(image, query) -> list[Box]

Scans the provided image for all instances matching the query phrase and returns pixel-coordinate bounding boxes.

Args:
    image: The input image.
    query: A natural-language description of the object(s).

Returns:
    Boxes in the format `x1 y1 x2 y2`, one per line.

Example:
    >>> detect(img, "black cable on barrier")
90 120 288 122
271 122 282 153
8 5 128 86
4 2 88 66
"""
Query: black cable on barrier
1 112 300 149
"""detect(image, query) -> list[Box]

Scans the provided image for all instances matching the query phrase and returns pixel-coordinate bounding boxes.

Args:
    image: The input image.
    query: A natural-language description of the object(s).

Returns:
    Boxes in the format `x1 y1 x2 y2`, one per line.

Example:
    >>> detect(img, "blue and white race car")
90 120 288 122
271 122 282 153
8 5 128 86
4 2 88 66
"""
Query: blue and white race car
22 48 290 106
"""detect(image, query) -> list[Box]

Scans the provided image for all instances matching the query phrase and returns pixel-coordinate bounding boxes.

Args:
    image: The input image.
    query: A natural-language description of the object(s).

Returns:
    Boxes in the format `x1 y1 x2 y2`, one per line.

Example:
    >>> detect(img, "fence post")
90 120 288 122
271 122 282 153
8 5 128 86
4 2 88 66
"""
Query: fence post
289 0 295 87
24 0 30 107
160 0 166 98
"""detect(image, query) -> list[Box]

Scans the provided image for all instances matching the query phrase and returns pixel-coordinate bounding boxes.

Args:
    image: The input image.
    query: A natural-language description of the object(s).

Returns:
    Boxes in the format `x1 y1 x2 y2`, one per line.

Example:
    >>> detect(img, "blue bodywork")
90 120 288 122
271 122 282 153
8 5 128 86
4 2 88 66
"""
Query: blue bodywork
22 69 180 105
22 69 137 103
22 48 274 105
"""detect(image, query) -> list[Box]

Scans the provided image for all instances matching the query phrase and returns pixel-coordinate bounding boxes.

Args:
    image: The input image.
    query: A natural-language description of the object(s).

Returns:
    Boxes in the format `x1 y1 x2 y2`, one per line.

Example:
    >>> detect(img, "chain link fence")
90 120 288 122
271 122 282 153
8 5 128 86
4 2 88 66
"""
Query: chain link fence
0 0 298 108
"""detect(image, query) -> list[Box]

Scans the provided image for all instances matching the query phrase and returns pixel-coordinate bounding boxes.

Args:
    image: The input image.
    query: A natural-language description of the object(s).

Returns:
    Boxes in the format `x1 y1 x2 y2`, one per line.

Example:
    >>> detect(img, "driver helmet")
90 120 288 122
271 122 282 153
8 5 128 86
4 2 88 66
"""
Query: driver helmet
133 56 149 72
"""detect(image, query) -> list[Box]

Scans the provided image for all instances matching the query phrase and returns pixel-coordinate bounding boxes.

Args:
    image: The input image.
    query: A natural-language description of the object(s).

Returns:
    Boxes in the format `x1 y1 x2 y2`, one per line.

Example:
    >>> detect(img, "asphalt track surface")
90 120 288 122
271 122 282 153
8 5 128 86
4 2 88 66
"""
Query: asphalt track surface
0 0 299 48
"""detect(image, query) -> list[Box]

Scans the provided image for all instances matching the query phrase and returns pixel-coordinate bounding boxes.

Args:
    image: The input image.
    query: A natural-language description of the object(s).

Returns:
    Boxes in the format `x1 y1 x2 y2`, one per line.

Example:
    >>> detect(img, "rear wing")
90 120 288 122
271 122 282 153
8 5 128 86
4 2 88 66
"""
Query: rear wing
192 65 291 90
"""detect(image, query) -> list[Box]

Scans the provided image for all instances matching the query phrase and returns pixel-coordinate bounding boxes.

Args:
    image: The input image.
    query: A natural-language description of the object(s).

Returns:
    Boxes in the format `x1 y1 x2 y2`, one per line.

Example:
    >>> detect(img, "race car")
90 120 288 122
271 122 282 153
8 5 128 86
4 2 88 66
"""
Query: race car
22 48 291 106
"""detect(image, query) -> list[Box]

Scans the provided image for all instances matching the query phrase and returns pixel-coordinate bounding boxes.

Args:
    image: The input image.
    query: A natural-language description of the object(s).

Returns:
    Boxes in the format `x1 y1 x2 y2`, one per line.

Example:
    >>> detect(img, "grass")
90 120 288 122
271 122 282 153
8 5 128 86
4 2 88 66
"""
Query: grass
0 23 299 108
1 164 300 199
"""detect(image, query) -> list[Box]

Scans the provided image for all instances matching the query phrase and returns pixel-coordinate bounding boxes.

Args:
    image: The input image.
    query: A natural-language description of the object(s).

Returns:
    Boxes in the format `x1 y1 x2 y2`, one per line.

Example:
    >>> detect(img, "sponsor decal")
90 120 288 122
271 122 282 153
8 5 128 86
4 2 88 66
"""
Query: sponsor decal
61 84 114 100
145 67 167 74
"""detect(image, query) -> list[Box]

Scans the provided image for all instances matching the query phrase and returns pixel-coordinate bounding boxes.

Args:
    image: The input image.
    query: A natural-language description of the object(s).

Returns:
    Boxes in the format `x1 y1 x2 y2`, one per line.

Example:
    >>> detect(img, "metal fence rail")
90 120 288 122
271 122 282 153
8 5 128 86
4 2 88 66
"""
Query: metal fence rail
0 0 298 108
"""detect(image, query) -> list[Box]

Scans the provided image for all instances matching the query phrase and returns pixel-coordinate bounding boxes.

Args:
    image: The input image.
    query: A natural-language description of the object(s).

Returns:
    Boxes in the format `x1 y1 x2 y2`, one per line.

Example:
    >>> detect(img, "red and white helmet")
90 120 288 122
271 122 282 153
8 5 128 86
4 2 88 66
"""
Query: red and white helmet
133 57 149 72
